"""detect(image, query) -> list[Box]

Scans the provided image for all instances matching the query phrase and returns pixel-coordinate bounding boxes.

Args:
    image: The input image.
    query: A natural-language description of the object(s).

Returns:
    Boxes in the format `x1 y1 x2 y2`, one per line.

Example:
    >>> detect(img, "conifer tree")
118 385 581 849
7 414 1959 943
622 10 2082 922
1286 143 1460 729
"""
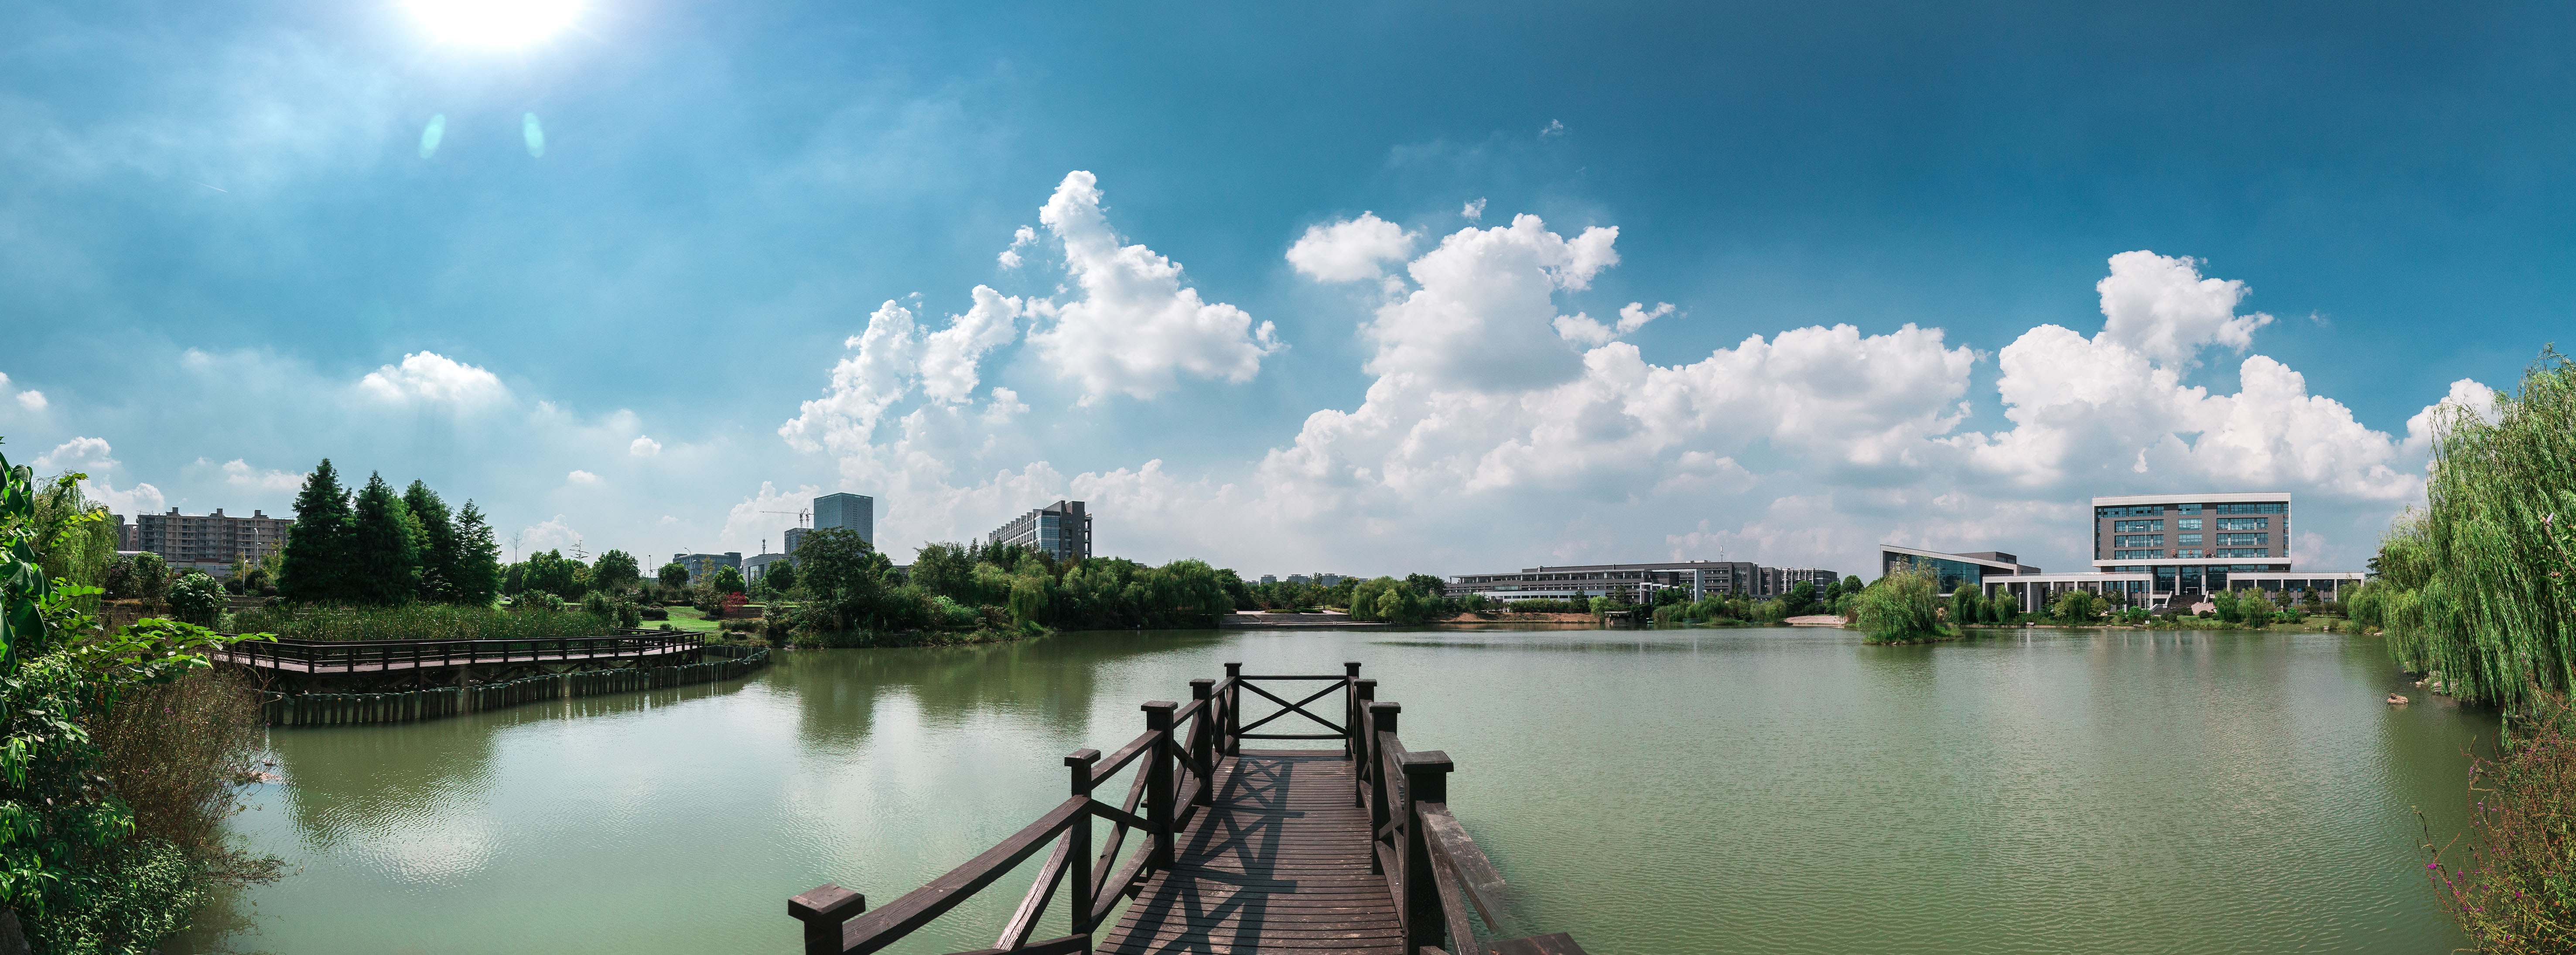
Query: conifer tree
452 500 503 606
403 480 460 603
278 459 354 603
347 472 420 605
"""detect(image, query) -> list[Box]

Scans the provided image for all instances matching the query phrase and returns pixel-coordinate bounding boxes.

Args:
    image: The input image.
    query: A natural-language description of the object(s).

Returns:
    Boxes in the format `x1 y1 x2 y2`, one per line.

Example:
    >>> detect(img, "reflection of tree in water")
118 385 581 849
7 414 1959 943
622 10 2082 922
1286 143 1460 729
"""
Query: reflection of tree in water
782 630 1230 749
270 678 754 849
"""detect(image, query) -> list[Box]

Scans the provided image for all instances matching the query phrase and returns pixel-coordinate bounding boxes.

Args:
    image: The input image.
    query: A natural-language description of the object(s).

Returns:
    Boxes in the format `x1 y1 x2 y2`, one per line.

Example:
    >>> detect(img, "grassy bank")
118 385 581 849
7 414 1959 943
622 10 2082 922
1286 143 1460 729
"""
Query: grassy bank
228 603 617 642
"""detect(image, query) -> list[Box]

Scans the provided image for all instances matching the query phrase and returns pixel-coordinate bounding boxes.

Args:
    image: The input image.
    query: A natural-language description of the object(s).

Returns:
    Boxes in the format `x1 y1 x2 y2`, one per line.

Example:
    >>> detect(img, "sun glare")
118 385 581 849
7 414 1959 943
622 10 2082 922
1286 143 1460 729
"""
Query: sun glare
407 0 581 47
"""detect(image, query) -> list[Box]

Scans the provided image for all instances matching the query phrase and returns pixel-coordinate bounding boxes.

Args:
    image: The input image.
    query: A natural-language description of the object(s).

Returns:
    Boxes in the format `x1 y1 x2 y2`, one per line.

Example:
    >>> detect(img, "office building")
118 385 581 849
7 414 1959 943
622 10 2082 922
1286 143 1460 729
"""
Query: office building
745 552 788 581
1258 574 1277 585
132 507 293 577
989 500 1093 563
783 527 808 558
1883 490 2362 612
814 493 874 545
673 552 742 583
1448 559 1832 604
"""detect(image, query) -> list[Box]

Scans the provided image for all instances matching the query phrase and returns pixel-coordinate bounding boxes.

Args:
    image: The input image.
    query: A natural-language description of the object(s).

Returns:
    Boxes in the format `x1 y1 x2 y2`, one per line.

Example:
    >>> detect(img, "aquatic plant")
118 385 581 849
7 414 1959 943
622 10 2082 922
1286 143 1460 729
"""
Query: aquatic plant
2422 695 2576 952
227 602 615 642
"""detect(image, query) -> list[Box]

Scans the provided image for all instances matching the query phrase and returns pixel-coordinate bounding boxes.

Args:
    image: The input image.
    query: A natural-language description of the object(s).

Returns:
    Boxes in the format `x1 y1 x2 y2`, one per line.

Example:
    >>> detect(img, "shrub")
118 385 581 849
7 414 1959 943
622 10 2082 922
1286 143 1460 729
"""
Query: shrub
90 669 275 876
166 572 227 628
2423 697 2576 952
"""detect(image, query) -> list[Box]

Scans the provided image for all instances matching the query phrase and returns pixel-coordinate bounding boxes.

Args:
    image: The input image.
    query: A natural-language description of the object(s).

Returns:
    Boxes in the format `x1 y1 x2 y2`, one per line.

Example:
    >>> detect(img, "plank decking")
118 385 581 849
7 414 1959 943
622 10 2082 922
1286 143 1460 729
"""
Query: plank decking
1100 750 1401 955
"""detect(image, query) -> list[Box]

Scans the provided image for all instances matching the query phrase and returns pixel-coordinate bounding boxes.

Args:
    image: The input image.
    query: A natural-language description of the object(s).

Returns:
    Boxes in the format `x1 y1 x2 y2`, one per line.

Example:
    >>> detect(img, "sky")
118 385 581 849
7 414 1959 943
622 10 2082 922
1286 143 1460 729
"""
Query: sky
1 0 2567 579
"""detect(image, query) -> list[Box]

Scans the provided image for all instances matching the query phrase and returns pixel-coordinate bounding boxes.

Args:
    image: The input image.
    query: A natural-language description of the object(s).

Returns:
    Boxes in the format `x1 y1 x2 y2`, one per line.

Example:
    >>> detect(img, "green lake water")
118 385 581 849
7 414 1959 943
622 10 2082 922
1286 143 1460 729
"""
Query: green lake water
176 626 2486 954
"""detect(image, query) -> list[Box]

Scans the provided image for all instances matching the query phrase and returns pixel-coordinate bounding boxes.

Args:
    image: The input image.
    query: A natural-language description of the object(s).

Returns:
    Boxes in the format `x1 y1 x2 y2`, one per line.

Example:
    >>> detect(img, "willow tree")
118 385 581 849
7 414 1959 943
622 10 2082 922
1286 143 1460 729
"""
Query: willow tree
2394 348 2576 707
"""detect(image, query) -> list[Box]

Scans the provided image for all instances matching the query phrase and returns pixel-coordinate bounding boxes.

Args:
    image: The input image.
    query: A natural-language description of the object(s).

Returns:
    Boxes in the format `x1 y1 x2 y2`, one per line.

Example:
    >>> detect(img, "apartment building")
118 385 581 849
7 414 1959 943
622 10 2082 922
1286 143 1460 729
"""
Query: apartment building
130 507 292 575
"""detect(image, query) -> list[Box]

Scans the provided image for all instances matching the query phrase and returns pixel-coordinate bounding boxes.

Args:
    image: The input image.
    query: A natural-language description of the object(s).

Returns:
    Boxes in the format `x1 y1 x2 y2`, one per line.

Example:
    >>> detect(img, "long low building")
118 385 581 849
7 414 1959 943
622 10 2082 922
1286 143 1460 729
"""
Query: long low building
1881 489 2367 612
1448 560 1837 604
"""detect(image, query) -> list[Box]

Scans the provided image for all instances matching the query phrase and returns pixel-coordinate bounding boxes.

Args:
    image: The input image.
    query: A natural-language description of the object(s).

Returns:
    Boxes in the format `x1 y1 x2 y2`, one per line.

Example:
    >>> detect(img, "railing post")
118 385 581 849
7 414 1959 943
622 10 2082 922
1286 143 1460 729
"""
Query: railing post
1066 747 1100 938
1343 661 1362 760
1353 679 1377 806
1222 662 1243 756
1142 700 1178 869
788 883 866 955
1189 679 1216 806
1367 701 1399 875
1399 750 1454 955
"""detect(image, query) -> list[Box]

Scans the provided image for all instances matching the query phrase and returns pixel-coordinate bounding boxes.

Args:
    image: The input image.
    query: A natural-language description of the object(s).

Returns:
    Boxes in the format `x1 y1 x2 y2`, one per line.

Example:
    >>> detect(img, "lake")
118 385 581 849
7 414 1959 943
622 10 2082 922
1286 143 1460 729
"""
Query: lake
176 625 2486 954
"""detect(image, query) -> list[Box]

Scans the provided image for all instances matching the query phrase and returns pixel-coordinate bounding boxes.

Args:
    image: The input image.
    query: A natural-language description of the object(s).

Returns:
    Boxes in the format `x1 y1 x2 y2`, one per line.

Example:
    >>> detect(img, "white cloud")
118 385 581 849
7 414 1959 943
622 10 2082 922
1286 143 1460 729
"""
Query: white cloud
998 225 1036 268
1540 119 1566 138
983 387 1030 424
2403 378 2502 454
718 481 826 553
630 435 663 456
567 470 601 485
1286 212 1418 283
1462 199 1486 222
1355 214 1620 392
220 459 304 491
33 437 164 519
1023 171 1281 403
518 515 581 555
15 391 44 411
2093 251 2275 367
919 285 1025 403
359 351 508 406
1554 301 1676 346
659 515 679 525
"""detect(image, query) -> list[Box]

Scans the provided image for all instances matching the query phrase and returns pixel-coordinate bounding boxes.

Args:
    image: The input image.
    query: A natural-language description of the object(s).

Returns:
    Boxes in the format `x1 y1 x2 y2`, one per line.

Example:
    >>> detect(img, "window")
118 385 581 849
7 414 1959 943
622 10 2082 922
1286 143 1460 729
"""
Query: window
2177 534 2202 545
2213 548 2267 558
2214 503 2288 514
2097 505 2163 517
2112 550 2163 560
2113 534 2162 548
2216 533 2266 546
2177 503 2203 514
2177 549 2203 558
2177 518 2203 531
2112 520 2164 533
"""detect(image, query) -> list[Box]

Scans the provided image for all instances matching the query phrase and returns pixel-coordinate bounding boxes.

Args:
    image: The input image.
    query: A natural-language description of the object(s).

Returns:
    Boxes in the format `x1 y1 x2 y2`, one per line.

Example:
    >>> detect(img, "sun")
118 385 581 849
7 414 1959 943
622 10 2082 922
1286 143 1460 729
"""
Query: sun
406 0 581 47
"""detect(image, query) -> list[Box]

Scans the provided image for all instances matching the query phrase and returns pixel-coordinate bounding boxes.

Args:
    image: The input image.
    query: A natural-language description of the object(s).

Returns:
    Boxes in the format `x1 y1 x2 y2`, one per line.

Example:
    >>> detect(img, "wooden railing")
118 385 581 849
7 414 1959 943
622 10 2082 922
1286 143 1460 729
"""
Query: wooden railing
213 629 702 674
786 662 1582 955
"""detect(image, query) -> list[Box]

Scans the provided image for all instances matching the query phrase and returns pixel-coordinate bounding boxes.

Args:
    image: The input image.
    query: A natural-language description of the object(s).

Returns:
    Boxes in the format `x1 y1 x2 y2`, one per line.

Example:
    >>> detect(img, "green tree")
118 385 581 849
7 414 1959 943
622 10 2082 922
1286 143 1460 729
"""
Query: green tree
1948 586 1982 627
346 472 420 605
130 551 171 611
765 558 799 593
1856 560 1943 643
452 500 502 606
2050 589 2099 625
1842 575 1865 595
658 561 690 590
711 565 747 594
278 458 354 603
1783 579 1818 616
520 550 587 599
592 549 642 593
403 480 461 603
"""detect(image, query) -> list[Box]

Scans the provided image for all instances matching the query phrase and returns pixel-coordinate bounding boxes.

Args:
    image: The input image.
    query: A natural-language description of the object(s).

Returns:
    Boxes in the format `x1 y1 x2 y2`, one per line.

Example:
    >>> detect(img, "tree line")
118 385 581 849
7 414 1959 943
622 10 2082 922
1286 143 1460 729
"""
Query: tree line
276 459 502 606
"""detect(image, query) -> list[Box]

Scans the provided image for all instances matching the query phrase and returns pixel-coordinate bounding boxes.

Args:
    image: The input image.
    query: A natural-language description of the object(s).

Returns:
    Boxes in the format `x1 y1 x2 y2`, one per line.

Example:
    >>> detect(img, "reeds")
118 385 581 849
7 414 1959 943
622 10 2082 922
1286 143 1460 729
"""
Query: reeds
228 602 616 642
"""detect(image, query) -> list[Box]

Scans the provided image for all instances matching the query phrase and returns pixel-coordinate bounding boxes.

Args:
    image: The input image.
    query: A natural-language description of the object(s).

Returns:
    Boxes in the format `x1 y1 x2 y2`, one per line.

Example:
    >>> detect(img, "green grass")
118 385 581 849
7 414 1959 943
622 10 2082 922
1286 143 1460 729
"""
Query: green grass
229 603 617 642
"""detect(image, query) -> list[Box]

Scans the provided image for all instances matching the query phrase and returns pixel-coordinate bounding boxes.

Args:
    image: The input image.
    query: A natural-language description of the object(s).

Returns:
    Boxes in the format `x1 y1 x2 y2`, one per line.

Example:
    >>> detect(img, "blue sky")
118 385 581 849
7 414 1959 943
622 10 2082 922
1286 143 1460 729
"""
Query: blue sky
1 0 2565 577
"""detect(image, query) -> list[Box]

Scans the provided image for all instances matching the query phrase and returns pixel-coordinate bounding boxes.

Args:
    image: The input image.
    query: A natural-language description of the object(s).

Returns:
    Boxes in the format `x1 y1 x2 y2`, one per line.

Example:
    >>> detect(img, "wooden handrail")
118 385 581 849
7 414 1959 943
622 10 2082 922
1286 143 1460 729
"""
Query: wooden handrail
212 631 703 674
785 663 1582 955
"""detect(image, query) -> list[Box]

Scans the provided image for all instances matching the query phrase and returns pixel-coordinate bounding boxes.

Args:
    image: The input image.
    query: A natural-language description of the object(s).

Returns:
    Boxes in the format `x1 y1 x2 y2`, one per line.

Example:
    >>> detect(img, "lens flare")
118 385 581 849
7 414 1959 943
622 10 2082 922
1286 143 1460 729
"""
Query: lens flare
523 113 547 158
419 114 446 158
407 0 580 48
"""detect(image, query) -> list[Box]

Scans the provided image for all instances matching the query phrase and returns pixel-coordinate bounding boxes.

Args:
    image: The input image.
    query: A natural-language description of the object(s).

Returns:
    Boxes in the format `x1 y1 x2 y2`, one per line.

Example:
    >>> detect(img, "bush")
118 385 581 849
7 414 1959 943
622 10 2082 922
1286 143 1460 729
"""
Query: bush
91 669 275 878
165 572 227 628
2423 697 2576 952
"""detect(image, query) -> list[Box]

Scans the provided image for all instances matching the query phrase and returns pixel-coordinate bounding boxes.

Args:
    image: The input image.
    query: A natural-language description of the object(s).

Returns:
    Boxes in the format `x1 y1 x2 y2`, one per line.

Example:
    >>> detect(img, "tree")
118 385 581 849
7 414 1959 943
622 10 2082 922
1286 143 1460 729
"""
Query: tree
452 500 502 605
658 562 690 590
593 550 642 594
1856 559 1943 643
404 481 460 603
765 558 798 593
1948 586 1982 627
1403 574 1447 600
278 458 354 603
346 472 420 605
130 551 171 610
520 550 587 599
167 572 226 627
1842 575 1865 595
1783 579 1818 616
711 565 746 594
2050 589 2099 624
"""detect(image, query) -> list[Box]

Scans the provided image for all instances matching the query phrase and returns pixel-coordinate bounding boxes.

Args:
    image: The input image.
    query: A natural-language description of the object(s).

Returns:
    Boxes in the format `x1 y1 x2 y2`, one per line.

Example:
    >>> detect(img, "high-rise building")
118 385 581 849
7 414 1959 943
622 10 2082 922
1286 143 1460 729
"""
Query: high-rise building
814 493 874 546
782 527 808 558
988 500 1093 563
133 507 293 577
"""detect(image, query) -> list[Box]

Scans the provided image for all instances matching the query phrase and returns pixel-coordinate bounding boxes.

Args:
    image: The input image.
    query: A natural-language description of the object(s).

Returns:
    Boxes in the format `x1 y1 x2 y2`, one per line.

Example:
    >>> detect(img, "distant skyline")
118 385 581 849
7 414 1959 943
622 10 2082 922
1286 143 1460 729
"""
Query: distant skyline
3 0 2565 578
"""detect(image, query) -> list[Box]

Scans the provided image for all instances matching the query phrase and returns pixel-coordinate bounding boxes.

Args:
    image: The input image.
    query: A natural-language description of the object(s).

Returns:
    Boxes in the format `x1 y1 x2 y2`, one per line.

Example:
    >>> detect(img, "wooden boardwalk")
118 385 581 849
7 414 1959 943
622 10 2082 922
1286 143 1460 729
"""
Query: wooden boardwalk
213 631 702 676
1100 751 1399 955
788 664 1585 955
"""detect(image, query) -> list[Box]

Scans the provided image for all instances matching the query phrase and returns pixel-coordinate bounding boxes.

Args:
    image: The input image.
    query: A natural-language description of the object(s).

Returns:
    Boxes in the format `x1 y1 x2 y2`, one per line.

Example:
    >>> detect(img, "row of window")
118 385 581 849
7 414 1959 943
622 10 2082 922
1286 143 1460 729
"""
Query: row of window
2215 517 2270 530
2113 549 2163 560
2215 533 2267 546
2214 548 2270 558
2094 502 2288 518
2214 503 2288 514
2111 520 2164 533
2096 505 2164 517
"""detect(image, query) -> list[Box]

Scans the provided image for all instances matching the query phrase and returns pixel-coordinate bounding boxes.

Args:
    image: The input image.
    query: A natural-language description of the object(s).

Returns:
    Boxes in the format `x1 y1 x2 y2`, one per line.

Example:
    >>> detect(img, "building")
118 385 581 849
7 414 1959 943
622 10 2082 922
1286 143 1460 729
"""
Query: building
673 552 741 583
131 507 293 578
1448 560 1832 604
989 500 1093 563
782 526 808 558
1258 574 1277 585
744 551 788 581
1882 491 2363 612
814 493 875 546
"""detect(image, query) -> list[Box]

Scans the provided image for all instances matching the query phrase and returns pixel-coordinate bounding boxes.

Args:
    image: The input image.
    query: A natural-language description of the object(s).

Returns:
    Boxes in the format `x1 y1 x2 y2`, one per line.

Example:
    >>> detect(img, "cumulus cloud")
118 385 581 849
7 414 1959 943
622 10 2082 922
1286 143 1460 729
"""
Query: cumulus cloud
567 470 601 485
1286 212 1418 283
1462 199 1486 222
1359 214 1620 391
0 373 44 412
998 225 1036 268
2094 251 2275 367
359 352 508 406
2403 378 2502 454
630 435 662 456
220 459 304 491
34 437 164 518
718 481 826 553
779 286 1027 454
1023 171 1281 403
1554 301 1675 346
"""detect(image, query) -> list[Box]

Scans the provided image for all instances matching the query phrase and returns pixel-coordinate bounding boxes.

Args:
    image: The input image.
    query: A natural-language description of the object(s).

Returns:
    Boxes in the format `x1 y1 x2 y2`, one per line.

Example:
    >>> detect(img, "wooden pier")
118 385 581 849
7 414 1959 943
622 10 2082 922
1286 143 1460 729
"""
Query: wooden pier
212 630 704 677
787 663 1584 955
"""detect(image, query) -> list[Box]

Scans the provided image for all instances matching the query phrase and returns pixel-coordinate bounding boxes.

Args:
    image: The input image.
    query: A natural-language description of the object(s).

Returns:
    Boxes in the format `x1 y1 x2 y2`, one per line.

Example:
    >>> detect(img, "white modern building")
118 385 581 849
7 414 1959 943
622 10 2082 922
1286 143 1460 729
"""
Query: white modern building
1882 491 2363 612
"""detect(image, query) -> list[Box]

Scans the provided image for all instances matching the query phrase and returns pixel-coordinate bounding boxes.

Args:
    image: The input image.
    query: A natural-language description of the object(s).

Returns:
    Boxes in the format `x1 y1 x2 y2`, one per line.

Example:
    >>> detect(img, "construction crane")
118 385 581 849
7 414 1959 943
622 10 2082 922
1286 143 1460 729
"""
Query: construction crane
761 508 811 527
